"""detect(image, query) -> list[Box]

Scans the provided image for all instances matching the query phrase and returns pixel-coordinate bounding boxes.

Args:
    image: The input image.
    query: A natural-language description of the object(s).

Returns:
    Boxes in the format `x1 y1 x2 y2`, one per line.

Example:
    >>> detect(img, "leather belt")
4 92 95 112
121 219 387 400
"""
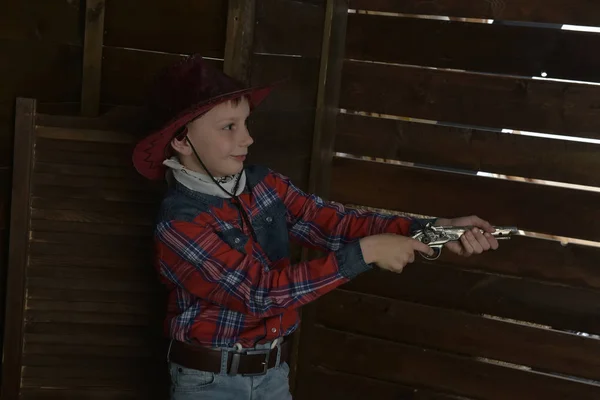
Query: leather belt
169 338 291 376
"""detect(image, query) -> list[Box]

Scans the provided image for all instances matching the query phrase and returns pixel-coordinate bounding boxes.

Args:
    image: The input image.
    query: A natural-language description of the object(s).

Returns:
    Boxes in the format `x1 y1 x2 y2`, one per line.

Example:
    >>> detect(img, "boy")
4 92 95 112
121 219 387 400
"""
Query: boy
132 55 499 399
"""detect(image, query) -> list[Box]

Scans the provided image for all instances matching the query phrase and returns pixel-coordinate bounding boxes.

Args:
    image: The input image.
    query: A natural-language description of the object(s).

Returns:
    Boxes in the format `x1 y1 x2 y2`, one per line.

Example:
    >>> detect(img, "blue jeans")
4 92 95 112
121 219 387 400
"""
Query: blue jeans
168 342 293 399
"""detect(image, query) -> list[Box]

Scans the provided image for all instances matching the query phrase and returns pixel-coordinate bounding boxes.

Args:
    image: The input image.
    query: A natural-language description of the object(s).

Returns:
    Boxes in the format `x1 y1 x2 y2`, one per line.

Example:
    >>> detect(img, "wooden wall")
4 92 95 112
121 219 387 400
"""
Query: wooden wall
293 1 600 399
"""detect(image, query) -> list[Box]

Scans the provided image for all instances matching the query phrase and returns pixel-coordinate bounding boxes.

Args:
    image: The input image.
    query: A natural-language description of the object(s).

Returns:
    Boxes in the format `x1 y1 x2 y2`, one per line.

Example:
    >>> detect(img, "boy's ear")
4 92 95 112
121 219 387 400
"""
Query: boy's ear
170 135 192 156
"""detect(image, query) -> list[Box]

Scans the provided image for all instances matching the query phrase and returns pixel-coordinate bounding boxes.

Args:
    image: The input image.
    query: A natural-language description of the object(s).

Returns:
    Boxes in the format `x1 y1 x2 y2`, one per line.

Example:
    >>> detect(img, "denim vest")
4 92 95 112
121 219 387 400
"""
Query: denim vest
157 165 291 265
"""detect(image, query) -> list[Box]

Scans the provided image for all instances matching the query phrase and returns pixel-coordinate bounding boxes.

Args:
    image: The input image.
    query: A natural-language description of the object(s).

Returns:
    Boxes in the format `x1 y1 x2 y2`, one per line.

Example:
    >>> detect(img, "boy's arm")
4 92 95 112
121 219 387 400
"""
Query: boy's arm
269 170 436 253
155 219 371 317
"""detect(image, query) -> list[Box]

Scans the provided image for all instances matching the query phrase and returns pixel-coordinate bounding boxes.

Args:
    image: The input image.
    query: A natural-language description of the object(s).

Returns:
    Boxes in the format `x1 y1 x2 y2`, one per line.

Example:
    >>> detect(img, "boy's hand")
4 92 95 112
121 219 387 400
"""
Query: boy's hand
435 215 499 257
360 234 435 273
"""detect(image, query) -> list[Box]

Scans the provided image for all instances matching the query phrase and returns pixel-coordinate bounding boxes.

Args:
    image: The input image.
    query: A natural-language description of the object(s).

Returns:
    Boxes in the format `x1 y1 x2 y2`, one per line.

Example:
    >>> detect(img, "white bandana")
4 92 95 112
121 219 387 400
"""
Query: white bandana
163 157 246 198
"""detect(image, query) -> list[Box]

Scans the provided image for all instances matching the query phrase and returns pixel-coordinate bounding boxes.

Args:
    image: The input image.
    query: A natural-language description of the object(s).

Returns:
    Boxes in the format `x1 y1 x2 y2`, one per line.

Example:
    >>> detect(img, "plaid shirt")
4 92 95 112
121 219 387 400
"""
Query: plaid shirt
154 165 427 348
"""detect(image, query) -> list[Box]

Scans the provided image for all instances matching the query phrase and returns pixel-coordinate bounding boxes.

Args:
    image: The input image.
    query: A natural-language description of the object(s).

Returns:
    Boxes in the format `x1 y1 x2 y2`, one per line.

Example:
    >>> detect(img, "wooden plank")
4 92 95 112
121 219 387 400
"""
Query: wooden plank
344 265 600 335
81 0 106 117
27 287 160 305
346 13 600 83
24 322 160 347
101 46 223 106
34 162 139 180
31 196 157 218
104 0 227 57
21 364 163 388
335 113 600 187
25 310 155 327
254 0 325 57
20 387 163 400
309 0 349 198
0 0 81 45
36 126 134 144
32 171 159 193
0 39 82 104
311 326 600 400
1 98 35 400
318 289 600 381
340 61 600 139
31 219 153 237
31 208 154 227
27 266 155 289
36 106 145 132
330 157 600 242
439 235 600 291
224 0 255 84
35 135 134 154
32 184 161 204
296 366 473 400
349 0 600 26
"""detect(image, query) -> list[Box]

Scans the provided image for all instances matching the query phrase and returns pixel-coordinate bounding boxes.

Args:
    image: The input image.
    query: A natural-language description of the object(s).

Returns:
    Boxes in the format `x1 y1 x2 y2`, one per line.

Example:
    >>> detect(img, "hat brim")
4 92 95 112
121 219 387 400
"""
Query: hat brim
132 83 275 180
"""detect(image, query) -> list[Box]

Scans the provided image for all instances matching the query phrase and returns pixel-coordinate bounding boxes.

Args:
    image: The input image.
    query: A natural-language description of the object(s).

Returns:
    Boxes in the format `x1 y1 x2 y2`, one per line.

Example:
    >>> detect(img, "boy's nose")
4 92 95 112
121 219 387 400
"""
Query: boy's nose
240 127 254 147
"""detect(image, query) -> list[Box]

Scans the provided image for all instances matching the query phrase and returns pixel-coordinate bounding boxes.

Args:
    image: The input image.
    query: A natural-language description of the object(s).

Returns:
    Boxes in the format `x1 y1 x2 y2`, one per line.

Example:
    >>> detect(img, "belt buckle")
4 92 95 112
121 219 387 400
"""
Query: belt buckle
240 348 271 377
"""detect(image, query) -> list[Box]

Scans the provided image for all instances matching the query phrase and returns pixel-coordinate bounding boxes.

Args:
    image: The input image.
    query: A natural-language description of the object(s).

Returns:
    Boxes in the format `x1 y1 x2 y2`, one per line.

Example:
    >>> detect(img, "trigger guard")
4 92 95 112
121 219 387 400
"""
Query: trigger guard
421 247 442 261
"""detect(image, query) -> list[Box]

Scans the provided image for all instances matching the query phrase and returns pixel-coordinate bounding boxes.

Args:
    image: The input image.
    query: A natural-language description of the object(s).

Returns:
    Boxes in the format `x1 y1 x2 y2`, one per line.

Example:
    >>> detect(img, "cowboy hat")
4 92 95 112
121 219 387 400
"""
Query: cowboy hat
132 54 275 180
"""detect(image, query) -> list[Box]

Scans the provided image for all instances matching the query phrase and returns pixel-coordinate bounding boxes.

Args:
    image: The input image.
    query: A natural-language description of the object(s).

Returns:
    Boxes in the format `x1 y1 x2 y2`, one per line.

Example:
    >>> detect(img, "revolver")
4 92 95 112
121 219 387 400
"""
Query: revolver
411 223 519 260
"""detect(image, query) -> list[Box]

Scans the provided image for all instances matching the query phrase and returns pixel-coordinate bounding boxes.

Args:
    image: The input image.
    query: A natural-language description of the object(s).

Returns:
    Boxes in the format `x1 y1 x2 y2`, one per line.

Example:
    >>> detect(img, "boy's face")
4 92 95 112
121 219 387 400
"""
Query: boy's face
172 97 253 177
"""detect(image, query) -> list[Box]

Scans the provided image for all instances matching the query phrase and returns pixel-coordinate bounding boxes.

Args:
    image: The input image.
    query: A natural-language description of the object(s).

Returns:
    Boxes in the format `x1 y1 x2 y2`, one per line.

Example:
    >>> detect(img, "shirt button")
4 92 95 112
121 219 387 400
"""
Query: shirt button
271 328 277 333
266 217 273 223
234 238 241 244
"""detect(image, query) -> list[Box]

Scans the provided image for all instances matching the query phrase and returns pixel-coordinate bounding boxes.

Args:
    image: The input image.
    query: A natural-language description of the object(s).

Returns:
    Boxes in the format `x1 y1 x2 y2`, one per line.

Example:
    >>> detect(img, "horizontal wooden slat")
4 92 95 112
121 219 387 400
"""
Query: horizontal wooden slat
31 230 150 253
0 0 81 44
335 113 600 187
23 343 153 359
311 326 600 400
36 126 134 144
32 196 157 220
31 208 154 227
297 366 470 400
331 157 600 241
318 290 600 381
28 253 151 271
24 310 155 326
101 46 223 106
27 271 157 293
346 14 600 83
32 172 159 193
340 61 600 139
34 162 140 180
349 0 600 26
20 387 164 400
27 287 160 305
31 219 153 237
21 364 163 389
254 0 325 57
24 322 161 347
344 265 600 335
32 184 160 204
36 107 145 132
104 0 227 56
35 135 133 154
27 267 155 290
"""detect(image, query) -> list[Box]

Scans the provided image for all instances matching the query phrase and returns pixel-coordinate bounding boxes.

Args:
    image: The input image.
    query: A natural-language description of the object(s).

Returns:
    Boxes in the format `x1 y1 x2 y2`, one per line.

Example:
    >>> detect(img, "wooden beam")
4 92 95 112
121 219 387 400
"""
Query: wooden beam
1 98 36 400
81 0 106 117
224 0 256 84
308 0 348 198
294 0 349 396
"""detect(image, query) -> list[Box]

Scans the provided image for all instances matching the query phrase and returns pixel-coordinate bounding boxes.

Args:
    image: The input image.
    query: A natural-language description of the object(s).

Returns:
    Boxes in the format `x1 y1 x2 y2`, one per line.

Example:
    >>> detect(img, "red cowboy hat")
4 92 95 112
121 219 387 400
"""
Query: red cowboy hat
132 54 276 180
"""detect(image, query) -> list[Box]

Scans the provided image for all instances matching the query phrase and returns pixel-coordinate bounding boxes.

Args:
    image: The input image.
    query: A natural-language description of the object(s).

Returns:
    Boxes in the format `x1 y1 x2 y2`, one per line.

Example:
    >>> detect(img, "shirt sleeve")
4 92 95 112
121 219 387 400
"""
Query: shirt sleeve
269 170 437 252
155 219 371 318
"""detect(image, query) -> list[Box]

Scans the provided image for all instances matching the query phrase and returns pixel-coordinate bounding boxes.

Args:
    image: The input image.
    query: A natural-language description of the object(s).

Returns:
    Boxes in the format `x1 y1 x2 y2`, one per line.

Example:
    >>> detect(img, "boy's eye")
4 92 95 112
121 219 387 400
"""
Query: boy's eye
223 123 234 130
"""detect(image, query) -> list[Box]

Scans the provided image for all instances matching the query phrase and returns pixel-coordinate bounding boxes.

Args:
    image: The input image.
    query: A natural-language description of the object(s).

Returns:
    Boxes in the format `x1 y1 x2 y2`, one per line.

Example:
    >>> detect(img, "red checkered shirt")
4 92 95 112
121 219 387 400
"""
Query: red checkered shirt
154 166 424 348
